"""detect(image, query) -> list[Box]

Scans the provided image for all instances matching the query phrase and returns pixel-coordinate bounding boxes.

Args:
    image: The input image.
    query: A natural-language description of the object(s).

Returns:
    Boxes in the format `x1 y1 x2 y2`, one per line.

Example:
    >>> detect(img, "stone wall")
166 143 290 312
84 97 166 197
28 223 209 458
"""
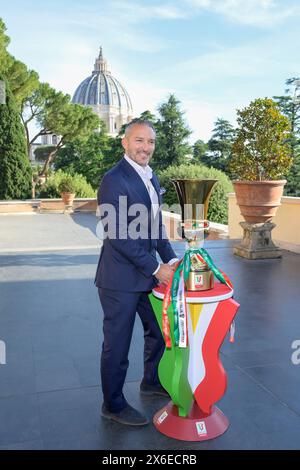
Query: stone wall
228 193 300 253
0 199 97 214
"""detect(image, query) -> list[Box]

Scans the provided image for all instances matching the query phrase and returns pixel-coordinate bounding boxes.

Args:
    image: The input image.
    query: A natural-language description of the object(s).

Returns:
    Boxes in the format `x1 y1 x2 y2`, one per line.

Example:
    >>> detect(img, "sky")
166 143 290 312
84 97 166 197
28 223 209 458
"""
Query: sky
1 0 299 142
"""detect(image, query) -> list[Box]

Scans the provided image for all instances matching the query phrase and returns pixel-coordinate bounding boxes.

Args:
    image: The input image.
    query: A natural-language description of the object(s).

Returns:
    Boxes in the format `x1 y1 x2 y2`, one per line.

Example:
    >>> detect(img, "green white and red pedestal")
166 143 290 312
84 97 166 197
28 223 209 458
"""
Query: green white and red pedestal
149 282 239 441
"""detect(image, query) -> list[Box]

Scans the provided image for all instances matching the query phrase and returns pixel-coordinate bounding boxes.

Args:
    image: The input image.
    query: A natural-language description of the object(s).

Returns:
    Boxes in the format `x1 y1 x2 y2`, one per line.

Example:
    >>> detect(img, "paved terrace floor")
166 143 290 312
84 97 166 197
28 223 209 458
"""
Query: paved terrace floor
0 213 300 450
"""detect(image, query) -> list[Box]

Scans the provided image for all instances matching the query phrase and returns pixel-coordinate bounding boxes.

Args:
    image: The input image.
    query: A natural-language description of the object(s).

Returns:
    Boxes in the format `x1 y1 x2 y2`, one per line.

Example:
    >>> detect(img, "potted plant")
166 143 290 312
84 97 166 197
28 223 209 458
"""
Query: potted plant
58 174 76 208
229 98 292 222
229 98 292 258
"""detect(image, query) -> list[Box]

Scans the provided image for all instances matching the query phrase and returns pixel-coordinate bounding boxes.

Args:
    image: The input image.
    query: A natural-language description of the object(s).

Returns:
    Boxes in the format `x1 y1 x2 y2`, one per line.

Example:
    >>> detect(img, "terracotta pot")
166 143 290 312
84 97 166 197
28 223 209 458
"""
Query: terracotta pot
233 180 286 223
61 192 75 206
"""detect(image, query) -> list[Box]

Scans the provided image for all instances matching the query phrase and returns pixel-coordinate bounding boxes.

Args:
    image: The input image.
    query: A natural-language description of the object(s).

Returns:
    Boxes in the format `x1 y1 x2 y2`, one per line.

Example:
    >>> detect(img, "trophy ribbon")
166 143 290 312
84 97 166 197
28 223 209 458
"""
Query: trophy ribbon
177 271 188 348
162 248 234 348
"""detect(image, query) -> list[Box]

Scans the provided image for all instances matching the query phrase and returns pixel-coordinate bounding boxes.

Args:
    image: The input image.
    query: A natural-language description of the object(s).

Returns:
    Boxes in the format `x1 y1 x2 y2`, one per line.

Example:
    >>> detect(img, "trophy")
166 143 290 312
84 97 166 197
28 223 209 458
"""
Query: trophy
172 179 218 291
150 178 239 441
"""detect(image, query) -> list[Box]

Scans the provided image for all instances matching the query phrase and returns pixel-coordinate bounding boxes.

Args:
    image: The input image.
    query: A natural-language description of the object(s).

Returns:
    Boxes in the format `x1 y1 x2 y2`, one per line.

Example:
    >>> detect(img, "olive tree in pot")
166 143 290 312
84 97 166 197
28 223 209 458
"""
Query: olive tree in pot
229 98 292 259
58 174 76 211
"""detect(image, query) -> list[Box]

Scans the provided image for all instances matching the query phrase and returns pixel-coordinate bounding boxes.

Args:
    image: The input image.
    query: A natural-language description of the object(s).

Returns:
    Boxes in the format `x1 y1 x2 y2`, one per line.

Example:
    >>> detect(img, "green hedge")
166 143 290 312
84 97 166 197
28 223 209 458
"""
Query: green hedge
158 164 233 224
38 170 96 198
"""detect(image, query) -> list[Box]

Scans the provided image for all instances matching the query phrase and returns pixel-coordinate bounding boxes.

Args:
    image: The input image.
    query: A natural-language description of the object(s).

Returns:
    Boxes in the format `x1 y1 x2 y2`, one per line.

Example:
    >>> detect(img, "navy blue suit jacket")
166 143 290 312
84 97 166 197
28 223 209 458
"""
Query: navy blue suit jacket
95 158 177 292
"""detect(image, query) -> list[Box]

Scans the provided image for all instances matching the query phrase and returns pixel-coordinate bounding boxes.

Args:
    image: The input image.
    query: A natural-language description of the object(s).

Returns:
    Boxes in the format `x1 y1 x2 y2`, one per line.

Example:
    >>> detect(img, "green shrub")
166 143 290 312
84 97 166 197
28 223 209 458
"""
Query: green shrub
38 170 96 198
58 174 76 193
158 163 233 224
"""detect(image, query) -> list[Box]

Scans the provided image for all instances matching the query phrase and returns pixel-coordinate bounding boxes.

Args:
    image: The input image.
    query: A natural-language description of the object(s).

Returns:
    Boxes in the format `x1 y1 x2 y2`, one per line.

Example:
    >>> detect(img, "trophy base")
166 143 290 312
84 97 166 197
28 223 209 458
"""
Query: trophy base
153 401 229 441
186 270 214 291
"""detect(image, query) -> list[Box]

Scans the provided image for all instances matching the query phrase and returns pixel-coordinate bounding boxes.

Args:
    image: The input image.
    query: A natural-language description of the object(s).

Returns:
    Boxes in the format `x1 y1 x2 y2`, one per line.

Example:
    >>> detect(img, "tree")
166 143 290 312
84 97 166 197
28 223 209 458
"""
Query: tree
0 77 32 199
41 102 101 176
21 82 101 175
55 124 112 188
152 94 191 171
229 98 291 181
273 78 300 195
7 59 39 109
22 83 70 155
0 18 10 72
139 109 157 124
192 139 209 164
33 145 56 162
0 18 39 108
105 122 127 168
206 118 235 173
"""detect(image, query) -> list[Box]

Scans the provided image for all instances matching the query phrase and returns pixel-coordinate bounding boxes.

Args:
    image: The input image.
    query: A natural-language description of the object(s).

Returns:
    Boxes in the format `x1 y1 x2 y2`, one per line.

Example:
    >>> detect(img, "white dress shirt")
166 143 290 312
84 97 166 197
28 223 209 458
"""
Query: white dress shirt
124 155 178 275
124 154 158 208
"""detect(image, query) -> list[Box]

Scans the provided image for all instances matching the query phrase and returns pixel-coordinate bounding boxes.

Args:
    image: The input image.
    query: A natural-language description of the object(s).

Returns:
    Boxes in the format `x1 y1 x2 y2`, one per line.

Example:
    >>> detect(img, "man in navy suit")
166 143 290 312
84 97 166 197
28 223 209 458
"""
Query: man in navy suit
95 119 178 426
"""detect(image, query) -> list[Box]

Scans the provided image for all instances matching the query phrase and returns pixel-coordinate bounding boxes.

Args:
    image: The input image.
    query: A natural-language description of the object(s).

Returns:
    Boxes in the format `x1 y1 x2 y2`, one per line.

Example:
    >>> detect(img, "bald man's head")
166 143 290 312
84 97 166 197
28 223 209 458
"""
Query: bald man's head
122 121 156 167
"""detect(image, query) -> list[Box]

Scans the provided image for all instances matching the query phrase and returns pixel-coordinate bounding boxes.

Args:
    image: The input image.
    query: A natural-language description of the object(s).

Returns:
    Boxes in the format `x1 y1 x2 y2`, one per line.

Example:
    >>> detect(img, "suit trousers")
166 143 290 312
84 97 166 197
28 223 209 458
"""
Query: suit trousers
98 288 165 413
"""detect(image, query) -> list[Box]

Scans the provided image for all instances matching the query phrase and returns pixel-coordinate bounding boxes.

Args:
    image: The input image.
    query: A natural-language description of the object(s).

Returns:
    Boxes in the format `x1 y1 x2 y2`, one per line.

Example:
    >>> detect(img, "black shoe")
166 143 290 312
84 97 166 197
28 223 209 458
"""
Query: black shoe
140 382 170 398
101 404 149 426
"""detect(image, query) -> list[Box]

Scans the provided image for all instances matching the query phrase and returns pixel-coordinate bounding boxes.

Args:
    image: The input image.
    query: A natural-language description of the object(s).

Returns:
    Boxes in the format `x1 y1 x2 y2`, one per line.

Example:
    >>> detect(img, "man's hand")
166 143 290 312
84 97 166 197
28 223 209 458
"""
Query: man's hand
155 264 175 285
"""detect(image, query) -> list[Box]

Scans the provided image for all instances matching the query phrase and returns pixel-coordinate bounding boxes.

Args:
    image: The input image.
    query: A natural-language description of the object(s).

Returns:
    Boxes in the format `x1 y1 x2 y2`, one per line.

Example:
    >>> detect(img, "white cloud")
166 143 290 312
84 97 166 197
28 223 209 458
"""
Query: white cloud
6 2 181 57
122 79 170 117
120 78 239 142
186 0 300 26
118 83 226 142
184 99 236 142
153 5 187 19
49 1 186 53
161 26 299 89
52 15 168 54
111 1 187 21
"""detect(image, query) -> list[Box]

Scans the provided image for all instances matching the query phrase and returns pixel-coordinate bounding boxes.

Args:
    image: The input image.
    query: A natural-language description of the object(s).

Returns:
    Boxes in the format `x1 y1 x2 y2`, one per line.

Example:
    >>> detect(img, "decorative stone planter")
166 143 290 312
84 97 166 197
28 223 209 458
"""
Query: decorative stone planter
233 180 286 223
233 222 282 259
233 180 286 259
61 192 75 206
61 192 75 213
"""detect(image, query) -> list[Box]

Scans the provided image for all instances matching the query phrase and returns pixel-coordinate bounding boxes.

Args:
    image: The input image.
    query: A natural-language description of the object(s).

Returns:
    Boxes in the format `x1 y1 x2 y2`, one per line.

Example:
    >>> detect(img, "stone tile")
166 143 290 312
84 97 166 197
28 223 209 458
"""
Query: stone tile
40 403 100 448
37 386 102 449
34 353 81 393
71 355 100 387
0 395 41 447
0 439 44 450
37 386 100 414
43 433 102 450
241 363 300 416
0 236 300 450
221 348 291 369
0 352 36 397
